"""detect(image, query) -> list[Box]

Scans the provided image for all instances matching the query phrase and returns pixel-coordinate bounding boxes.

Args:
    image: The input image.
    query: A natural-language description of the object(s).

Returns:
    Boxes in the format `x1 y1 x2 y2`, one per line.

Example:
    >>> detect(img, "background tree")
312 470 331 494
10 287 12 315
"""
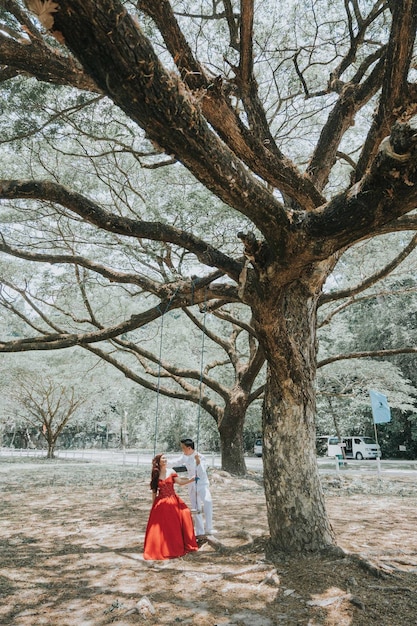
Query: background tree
12 375 85 459
1 0 417 554
85 305 265 472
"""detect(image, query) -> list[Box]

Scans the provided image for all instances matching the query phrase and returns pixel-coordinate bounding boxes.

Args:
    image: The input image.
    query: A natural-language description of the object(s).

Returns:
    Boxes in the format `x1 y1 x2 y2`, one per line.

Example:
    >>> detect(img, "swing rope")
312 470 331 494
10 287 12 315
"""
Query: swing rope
152 308 166 457
152 289 181 456
195 292 207 453
193 286 208 514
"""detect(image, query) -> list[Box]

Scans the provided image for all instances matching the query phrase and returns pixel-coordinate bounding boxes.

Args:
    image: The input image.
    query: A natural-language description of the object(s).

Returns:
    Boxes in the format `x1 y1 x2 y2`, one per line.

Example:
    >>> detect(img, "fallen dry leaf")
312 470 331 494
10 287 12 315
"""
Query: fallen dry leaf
25 0 59 31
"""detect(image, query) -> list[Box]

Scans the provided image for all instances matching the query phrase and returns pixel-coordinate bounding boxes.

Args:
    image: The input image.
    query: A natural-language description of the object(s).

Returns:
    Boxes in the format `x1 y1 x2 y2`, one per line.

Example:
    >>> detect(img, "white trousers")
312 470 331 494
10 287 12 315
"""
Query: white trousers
188 482 213 536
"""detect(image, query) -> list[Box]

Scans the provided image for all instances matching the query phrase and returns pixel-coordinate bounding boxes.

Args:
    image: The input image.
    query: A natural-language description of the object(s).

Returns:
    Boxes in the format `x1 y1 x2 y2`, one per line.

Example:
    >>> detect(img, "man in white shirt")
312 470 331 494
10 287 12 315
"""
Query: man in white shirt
170 437 214 537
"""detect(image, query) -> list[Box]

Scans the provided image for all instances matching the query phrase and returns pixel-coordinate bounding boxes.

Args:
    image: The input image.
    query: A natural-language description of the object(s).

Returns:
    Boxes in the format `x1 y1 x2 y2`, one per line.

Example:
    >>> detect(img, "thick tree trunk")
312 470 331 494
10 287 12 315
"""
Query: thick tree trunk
252 277 336 553
219 394 249 476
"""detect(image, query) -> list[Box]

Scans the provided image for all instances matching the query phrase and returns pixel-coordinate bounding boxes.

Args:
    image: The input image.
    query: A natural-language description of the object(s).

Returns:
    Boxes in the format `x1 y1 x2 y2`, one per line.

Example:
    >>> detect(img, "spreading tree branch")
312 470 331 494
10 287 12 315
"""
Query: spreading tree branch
320 232 417 306
318 347 417 368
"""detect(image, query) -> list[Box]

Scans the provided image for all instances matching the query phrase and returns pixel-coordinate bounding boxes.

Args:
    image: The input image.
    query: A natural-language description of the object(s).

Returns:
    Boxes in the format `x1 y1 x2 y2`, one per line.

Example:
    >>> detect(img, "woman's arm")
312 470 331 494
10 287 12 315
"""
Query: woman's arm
173 476 194 486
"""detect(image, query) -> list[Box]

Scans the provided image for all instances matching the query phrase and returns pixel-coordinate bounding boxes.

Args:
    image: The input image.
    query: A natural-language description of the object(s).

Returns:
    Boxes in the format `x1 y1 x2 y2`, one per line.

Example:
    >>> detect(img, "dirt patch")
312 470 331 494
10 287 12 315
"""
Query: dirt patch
0 459 416 625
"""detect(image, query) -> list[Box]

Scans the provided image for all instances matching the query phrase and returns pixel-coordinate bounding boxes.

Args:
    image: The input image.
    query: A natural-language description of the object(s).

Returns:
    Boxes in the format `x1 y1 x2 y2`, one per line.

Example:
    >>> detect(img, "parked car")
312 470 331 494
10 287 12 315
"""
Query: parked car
253 438 263 457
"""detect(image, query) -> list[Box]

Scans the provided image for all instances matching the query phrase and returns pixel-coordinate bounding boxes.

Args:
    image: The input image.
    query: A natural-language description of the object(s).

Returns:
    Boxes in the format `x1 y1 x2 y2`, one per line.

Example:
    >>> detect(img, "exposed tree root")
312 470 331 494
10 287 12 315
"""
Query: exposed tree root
200 530 255 553
343 551 393 579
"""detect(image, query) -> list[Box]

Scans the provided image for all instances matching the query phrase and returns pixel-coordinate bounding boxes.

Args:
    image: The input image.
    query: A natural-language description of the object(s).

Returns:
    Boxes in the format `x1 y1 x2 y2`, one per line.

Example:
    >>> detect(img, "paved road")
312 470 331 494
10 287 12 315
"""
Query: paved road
1 447 416 476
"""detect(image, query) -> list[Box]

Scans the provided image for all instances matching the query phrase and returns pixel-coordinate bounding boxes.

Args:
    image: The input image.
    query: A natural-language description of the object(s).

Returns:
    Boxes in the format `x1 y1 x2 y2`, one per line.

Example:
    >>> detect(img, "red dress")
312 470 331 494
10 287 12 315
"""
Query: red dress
143 472 198 560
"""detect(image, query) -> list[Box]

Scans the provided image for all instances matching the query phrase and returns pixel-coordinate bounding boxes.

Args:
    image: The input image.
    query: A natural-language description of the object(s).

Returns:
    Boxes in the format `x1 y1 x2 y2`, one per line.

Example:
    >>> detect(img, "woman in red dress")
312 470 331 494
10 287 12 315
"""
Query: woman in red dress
143 453 198 560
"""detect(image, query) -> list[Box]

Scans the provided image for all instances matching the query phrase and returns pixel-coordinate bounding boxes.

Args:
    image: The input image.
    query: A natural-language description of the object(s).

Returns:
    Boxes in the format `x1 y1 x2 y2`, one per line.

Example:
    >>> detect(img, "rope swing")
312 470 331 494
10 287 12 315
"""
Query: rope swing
192 286 208 514
152 305 166 457
152 284 208 457
152 288 181 456
195 291 207 454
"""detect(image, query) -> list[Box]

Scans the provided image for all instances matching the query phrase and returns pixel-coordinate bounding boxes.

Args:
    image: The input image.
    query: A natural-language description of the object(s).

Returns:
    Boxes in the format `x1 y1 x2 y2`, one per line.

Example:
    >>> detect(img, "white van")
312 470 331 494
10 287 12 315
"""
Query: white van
317 435 381 459
342 436 381 460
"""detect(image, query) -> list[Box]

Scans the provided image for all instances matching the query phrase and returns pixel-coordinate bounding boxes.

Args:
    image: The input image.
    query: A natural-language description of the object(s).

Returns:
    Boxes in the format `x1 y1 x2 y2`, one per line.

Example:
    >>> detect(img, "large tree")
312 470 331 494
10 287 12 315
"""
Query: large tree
1 0 417 553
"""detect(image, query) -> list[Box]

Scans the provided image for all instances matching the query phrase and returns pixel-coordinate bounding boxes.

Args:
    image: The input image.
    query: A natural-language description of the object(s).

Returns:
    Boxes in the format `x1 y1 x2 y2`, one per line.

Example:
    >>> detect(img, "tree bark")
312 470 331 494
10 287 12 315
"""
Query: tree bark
251 272 336 552
218 393 249 476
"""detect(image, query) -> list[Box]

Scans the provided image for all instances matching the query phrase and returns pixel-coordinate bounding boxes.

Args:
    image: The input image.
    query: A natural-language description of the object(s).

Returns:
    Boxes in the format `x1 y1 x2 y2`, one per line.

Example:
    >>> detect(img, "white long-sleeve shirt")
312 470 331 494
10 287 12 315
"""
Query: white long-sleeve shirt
169 451 210 485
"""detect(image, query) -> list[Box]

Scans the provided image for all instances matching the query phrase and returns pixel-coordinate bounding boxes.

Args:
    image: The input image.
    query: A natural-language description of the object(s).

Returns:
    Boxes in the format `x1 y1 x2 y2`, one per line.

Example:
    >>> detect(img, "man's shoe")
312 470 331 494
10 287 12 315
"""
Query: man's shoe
196 536 207 547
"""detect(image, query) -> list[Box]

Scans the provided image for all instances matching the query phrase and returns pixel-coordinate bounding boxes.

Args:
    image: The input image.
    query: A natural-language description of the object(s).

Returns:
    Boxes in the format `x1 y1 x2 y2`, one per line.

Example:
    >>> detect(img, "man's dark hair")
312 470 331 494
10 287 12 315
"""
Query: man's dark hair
181 438 195 449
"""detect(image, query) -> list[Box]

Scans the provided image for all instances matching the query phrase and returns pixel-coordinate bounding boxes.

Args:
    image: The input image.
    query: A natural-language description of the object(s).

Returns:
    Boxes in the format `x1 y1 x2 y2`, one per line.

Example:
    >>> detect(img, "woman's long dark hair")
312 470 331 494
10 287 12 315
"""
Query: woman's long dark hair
150 454 163 493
